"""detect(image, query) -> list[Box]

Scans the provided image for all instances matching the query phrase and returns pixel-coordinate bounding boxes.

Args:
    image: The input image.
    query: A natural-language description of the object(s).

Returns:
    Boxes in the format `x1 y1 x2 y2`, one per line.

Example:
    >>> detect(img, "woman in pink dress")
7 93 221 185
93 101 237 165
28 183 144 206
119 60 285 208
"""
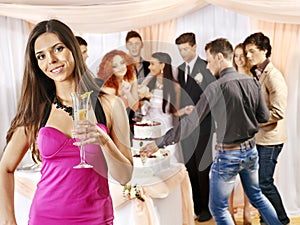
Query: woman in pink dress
0 19 133 225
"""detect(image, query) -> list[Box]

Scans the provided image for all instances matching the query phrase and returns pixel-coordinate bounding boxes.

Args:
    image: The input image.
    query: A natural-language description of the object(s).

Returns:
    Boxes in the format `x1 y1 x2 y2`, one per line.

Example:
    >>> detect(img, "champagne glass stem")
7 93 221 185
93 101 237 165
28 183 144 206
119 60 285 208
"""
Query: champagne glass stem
73 137 93 169
82 144 88 165
80 144 84 164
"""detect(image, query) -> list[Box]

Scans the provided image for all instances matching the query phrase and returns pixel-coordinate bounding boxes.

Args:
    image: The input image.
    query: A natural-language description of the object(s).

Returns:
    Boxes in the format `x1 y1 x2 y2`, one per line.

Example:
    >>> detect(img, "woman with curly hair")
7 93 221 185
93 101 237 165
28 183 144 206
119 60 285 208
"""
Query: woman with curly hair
97 50 138 112
97 50 139 135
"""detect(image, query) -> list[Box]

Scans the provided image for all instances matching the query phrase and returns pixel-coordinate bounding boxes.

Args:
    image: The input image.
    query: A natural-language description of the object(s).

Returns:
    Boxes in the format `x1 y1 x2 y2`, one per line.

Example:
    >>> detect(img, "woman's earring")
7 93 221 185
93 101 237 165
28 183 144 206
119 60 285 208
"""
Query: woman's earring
161 69 163 74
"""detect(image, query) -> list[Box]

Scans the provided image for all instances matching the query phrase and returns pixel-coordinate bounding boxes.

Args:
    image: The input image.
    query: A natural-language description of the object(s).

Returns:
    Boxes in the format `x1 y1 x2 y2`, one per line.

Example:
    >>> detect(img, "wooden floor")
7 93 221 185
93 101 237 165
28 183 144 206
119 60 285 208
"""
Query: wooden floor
195 216 300 225
194 204 300 224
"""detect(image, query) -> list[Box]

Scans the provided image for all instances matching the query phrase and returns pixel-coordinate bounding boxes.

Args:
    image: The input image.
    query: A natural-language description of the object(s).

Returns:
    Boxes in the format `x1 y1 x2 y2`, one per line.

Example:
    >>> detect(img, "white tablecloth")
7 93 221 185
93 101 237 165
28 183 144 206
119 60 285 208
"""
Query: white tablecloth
109 163 194 225
113 184 182 225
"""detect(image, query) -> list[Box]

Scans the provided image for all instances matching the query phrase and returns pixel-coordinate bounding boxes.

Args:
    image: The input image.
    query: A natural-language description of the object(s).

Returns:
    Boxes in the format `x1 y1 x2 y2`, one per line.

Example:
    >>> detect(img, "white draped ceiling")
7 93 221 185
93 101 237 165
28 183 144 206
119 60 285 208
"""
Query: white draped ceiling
207 0 300 25
0 0 208 33
0 0 300 33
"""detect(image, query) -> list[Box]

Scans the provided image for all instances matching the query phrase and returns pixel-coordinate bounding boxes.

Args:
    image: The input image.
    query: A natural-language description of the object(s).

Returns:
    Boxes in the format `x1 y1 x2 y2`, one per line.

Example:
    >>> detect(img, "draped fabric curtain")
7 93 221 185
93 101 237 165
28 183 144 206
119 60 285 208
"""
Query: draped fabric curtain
0 0 208 34
86 19 178 74
206 0 300 24
176 5 251 59
0 0 300 218
136 19 177 61
87 5 251 73
1 0 300 33
0 16 30 154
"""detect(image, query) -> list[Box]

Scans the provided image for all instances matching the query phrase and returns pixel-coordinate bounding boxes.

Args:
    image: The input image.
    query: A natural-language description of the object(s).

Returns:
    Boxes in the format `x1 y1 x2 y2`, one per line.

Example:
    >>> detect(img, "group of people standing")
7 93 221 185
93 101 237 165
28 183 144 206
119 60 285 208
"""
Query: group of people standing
140 32 290 225
96 31 216 222
76 28 290 225
0 18 290 225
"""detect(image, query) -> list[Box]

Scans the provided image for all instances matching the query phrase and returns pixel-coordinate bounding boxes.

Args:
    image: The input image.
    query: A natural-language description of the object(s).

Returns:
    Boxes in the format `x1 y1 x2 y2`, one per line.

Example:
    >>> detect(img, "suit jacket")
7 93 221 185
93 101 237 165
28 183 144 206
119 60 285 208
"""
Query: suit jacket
255 62 288 145
136 60 150 84
177 56 215 136
142 60 150 78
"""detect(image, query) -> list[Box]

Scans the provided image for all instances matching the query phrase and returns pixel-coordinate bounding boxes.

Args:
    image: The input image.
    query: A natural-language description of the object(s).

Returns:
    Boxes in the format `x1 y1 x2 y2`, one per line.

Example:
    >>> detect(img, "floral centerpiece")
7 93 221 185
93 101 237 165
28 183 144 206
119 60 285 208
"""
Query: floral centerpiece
123 184 145 202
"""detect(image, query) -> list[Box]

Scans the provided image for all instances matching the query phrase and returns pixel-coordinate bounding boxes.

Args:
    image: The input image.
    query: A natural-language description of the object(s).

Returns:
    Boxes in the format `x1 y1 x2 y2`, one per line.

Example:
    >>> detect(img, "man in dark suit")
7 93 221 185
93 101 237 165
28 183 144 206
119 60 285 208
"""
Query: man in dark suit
125 30 150 84
175 32 215 222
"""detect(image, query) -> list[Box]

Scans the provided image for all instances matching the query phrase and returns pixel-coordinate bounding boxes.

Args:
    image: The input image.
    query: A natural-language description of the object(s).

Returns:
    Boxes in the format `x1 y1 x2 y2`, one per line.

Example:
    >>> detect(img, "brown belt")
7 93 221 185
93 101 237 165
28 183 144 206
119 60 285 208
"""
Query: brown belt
215 138 255 151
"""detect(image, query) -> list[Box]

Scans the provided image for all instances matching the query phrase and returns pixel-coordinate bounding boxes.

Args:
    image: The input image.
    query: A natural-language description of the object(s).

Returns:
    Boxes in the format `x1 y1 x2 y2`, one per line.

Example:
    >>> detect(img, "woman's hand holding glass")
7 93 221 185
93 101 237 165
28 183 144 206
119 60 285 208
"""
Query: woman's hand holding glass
73 121 110 147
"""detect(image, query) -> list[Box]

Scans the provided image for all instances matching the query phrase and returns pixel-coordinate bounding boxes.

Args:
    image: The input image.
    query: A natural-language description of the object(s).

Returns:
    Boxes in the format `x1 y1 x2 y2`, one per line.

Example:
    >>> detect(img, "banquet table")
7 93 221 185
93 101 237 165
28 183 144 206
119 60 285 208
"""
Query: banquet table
14 163 194 225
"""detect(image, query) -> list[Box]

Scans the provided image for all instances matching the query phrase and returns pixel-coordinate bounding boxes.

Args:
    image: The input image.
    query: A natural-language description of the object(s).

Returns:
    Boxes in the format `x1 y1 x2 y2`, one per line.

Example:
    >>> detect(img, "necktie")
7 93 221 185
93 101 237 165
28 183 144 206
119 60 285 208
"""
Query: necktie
186 65 190 83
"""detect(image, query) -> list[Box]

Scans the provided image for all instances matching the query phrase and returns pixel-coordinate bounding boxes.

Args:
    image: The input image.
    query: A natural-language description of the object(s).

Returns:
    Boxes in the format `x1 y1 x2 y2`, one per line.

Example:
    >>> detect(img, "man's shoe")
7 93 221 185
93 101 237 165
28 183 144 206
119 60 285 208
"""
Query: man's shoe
197 210 212 222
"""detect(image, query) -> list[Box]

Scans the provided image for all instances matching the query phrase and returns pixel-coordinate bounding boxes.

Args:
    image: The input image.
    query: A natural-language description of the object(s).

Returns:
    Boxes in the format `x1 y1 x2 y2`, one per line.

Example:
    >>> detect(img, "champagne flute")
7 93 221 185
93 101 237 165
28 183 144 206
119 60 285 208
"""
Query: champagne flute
71 91 93 169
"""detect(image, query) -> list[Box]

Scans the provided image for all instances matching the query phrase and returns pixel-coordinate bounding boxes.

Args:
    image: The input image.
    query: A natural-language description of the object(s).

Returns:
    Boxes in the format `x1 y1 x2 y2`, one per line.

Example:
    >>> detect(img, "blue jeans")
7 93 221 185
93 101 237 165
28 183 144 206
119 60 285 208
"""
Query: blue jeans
257 144 290 225
209 145 281 225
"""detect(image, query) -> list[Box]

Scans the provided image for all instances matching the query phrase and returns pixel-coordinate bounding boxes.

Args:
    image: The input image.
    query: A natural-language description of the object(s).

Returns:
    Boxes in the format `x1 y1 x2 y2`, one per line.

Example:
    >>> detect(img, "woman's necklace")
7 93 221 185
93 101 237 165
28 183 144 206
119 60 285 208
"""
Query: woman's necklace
53 96 73 117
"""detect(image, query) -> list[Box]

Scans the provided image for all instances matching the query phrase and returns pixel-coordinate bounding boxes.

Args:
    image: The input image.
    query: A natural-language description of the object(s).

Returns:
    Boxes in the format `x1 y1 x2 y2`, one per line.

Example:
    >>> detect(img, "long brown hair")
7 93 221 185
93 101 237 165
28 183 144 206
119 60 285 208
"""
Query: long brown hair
151 52 177 114
5 19 100 162
97 50 135 95
233 43 251 75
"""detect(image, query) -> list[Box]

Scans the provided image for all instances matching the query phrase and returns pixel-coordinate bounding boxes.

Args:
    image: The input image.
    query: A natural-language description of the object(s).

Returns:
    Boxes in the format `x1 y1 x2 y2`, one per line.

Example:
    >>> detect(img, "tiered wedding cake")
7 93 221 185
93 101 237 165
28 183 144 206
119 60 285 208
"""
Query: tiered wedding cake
131 121 170 176
132 121 161 149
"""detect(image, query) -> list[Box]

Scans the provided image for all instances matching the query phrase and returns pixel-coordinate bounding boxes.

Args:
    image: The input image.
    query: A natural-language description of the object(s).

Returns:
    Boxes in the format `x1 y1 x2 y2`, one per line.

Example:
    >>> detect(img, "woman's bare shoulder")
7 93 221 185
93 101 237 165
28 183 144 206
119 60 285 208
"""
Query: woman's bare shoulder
99 92 124 109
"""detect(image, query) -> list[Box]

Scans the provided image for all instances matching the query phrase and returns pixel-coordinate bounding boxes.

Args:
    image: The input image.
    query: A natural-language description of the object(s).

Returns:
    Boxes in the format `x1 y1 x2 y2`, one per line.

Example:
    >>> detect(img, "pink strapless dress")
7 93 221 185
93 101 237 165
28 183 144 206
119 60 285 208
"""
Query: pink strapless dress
28 124 114 225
